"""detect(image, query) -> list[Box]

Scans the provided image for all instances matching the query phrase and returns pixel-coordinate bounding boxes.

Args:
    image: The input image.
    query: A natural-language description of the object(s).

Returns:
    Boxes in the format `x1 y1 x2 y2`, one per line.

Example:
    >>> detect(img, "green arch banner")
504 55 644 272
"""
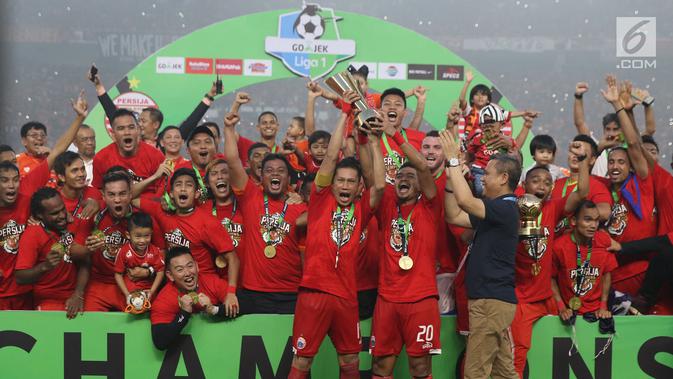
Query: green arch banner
85 4 531 167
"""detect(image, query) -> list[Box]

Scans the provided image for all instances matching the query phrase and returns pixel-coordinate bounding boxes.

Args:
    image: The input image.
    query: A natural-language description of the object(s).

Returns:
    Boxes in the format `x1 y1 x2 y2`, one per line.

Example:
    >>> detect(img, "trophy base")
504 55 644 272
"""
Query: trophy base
519 227 543 239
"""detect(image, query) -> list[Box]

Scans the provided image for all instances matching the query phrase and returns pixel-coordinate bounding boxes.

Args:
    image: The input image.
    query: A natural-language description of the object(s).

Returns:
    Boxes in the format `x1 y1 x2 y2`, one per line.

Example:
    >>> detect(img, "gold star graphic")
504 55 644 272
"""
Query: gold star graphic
128 76 141 89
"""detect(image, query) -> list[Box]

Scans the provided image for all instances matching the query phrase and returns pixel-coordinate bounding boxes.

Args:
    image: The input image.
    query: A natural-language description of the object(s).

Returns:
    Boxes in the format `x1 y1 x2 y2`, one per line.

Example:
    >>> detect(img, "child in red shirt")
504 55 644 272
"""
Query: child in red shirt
114 212 165 312
467 104 515 196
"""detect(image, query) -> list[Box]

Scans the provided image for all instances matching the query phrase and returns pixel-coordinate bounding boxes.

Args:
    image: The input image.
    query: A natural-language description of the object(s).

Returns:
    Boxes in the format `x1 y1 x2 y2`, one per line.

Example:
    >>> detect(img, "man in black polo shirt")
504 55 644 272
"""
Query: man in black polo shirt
439 130 520 379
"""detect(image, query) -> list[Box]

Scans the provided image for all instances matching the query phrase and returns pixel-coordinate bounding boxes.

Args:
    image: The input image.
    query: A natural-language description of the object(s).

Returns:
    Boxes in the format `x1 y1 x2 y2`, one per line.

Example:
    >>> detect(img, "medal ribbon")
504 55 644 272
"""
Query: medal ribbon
571 233 592 297
71 193 84 217
616 173 643 220
561 177 578 198
396 204 414 257
382 129 409 168
192 164 208 200
212 197 237 227
334 203 355 268
263 194 288 246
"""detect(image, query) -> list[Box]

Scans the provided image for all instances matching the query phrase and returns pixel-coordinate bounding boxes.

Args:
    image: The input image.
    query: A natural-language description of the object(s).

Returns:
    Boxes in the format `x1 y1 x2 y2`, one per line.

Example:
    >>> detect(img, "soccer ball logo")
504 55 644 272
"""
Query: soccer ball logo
294 5 325 41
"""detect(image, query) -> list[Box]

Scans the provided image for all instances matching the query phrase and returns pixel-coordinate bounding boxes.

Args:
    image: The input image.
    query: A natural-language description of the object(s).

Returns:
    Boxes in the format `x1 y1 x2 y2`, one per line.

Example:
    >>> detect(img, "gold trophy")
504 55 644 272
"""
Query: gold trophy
517 194 544 276
325 70 379 129
517 194 543 237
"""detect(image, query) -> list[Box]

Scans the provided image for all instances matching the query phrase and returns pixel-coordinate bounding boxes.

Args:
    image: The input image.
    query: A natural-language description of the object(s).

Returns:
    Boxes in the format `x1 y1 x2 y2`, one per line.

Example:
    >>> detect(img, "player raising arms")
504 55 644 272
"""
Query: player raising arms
289 113 386 378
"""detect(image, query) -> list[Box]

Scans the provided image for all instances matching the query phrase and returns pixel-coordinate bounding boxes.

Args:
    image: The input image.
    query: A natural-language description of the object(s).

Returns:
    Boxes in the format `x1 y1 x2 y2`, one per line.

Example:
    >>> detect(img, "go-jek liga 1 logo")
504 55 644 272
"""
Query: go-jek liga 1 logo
265 3 355 79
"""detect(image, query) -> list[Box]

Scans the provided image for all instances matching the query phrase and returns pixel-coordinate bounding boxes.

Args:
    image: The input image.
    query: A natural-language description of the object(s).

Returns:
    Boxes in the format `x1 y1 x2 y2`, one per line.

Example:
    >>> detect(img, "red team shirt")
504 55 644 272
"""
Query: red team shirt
234 180 307 293
357 218 381 291
375 187 440 303
515 197 566 303
301 185 373 300
92 142 165 194
467 131 516 169
598 174 657 283
88 210 130 285
60 186 101 240
16 225 85 303
0 162 50 300
379 129 425 185
139 199 234 275
434 172 459 273
552 231 618 314
551 176 612 235
652 163 673 234
114 242 164 292
200 199 245 279
150 273 228 325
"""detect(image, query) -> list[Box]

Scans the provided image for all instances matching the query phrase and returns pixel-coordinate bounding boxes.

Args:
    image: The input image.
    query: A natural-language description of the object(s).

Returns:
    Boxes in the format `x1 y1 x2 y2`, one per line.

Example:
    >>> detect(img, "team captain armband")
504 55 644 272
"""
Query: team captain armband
315 171 333 187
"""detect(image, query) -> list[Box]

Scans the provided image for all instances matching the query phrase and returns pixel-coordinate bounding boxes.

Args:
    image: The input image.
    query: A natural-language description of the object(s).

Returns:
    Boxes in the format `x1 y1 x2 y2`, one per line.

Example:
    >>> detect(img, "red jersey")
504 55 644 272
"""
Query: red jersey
375 186 440 303
236 136 256 168
15 225 80 303
515 197 566 303
234 179 307 293
60 186 101 240
434 172 459 273
92 141 165 194
550 175 612 235
302 151 322 174
150 273 227 325
653 163 673 234
467 130 515 169
301 185 373 300
334 92 382 137
88 209 130 285
552 231 618 314
199 199 245 280
139 199 234 275
0 162 50 298
357 217 381 291
379 128 425 185
199 199 244 251
598 174 657 282
17 152 45 178
114 242 164 292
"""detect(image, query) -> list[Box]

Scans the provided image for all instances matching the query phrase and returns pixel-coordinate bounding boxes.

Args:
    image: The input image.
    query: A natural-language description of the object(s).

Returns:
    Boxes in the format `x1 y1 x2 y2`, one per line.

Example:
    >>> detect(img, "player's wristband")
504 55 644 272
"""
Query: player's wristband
574 93 583 100
357 133 368 145
392 131 405 146
600 300 608 311
148 266 155 276
227 285 237 294
556 299 567 311
204 93 215 102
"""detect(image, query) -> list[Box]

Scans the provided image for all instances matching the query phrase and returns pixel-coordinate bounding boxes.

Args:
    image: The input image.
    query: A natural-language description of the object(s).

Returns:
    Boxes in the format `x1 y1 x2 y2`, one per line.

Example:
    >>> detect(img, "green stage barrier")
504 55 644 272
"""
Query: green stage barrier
0 312 671 378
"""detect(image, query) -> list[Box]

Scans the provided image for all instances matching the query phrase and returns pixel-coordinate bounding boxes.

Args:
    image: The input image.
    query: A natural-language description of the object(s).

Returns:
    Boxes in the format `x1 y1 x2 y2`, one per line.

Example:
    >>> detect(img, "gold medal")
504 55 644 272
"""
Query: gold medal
215 255 227 269
568 296 582 311
531 262 541 276
264 245 277 258
398 255 414 271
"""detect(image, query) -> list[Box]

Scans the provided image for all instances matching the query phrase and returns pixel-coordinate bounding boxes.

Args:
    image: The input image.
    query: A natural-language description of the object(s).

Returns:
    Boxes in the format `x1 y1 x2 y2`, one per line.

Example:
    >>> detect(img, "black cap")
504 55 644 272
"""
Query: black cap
186 125 215 145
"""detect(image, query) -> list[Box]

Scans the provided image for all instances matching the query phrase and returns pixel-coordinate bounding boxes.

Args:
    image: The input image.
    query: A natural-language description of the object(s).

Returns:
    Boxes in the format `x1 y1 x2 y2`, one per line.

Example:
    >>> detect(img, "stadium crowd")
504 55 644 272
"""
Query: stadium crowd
0 63 671 379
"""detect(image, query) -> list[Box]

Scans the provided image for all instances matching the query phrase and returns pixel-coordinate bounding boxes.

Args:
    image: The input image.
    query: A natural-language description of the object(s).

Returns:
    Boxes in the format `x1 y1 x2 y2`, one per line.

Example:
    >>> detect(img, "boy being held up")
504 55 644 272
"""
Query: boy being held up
114 212 165 313
466 104 518 197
